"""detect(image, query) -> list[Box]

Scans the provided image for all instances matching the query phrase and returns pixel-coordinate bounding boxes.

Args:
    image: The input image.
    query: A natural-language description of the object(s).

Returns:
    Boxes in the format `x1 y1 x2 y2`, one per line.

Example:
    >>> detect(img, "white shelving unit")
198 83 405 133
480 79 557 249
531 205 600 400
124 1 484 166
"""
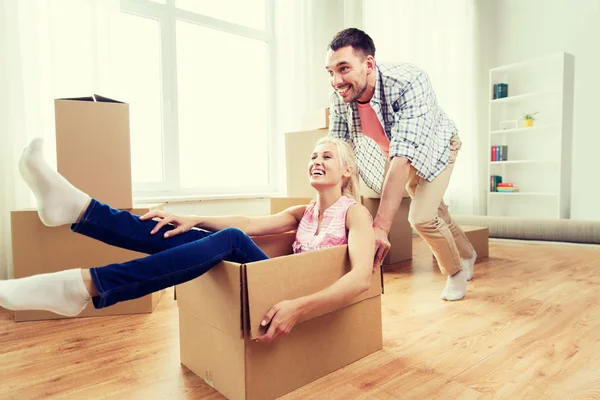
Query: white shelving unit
487 52 574 219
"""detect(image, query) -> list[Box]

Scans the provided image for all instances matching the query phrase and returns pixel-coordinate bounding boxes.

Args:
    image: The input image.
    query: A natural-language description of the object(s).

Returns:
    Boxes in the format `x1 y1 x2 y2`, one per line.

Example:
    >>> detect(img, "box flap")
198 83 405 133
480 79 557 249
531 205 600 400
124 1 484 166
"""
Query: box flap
245 245 382 339
250 231 296 258
56 96 95 102
176 261 244 336
55 94 124 103
93 94 125 103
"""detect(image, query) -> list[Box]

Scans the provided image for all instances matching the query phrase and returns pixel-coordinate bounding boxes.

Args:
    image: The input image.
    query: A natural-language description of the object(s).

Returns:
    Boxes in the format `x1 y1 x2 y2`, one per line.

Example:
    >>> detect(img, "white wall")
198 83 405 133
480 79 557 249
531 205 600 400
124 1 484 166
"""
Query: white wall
480 0 600 220
163 197 269 217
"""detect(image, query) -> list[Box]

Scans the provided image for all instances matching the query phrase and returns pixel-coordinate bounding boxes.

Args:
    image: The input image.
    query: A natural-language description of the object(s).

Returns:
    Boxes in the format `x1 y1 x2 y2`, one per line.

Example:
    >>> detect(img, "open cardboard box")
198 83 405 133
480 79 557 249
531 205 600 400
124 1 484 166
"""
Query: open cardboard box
362 196 413 265
55 94 133 209
431 225 489 261
268 197 313 214
10 205 165 321
176 231 384 400
301 107 330 130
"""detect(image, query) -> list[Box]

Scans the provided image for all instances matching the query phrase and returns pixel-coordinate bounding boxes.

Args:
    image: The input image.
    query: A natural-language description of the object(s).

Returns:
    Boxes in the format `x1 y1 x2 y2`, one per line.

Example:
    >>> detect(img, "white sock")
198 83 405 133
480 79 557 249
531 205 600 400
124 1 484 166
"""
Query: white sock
441 269 467 301
461 250 477 281
0 269 91 316
19 137 90 227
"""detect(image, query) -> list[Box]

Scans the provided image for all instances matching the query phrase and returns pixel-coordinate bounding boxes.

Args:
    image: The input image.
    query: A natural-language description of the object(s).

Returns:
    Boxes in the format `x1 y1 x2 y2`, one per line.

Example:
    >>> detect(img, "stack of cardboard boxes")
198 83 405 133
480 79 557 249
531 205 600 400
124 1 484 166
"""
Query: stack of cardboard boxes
10 95 164 322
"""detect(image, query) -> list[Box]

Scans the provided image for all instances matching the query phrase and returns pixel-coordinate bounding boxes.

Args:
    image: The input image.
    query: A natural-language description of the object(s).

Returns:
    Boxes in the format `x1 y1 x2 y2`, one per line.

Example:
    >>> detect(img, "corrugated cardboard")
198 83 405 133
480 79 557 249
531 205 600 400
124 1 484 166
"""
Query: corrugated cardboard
285 129 328 198
362 197 413 265
302 107 330 130
176 231 383 400
430 225 489 261
268 197 313 214
462 225 489 259
10 205 165 321
55 94 132 209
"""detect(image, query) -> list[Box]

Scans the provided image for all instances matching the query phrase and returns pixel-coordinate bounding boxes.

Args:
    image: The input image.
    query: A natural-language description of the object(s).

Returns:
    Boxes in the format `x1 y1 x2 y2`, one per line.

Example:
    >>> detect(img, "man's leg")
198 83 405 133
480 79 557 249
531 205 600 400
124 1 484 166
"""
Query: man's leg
437 201 476 280
406 136 468 300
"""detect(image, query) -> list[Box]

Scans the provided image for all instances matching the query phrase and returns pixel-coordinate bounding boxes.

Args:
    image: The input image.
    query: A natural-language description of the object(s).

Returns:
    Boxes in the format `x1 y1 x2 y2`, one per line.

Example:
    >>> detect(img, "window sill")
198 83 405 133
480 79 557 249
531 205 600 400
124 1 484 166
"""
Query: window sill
133 190 286 205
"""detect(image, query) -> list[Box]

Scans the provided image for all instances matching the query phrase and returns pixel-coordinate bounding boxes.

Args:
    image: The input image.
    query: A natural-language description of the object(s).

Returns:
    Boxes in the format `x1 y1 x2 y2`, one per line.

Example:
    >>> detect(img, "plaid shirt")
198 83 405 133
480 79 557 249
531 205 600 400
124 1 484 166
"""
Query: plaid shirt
328 62 458 194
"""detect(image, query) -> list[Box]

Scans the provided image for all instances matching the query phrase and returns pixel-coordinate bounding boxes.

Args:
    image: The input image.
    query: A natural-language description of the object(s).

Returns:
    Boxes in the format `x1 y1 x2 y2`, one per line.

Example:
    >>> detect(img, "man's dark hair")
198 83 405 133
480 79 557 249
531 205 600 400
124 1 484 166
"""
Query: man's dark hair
328 28 376 59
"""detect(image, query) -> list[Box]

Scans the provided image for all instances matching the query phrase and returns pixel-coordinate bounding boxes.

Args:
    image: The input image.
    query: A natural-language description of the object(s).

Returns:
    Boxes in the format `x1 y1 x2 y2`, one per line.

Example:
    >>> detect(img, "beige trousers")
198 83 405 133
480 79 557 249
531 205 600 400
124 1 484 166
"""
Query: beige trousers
405 136 475 276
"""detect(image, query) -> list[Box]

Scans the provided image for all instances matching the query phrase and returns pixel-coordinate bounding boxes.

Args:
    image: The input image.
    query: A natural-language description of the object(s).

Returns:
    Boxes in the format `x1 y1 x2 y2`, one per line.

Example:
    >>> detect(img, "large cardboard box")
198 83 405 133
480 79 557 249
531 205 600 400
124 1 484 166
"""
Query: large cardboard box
430 225 489 261
55 94 133 209
462 225 489 259
10 205 165 322
301 107 330 130
176 231 383 400
268 197 313 214
285 129 328 198
362 197 413 265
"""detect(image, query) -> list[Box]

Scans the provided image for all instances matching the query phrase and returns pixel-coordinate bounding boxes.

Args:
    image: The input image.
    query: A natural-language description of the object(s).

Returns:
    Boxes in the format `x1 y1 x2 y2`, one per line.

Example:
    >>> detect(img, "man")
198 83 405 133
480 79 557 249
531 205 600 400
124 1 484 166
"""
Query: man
325 28 476 301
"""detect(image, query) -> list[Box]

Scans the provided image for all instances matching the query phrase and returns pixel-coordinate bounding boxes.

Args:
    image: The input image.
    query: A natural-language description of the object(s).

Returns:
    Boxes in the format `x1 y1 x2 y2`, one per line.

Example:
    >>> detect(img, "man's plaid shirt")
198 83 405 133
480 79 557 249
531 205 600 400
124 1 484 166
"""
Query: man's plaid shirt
328 62 458 194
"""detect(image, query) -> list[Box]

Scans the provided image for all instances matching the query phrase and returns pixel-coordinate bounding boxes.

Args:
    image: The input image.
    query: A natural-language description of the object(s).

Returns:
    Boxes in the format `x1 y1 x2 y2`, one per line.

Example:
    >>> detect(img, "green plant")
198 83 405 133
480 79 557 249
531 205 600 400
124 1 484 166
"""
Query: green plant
524 112 539 120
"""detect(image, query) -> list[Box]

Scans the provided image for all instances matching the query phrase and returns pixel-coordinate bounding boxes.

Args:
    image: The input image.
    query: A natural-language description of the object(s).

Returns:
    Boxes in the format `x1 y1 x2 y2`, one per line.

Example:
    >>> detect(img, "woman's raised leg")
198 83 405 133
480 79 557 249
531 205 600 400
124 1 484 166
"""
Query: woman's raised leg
0 228 268 315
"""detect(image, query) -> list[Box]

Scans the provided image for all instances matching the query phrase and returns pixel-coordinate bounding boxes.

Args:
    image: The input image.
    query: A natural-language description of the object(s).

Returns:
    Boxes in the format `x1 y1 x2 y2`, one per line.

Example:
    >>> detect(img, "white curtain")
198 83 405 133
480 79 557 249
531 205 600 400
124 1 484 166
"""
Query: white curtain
272 0 362 194
363 0 481 215
0 0 119 279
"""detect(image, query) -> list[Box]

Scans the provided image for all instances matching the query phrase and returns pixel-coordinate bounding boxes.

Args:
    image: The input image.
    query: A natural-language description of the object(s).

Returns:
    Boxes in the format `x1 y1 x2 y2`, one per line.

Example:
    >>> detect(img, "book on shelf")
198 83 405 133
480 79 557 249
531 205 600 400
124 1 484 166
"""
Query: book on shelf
496 183 519 193
490 175 502 192
491 145 508 161
492 83 508 99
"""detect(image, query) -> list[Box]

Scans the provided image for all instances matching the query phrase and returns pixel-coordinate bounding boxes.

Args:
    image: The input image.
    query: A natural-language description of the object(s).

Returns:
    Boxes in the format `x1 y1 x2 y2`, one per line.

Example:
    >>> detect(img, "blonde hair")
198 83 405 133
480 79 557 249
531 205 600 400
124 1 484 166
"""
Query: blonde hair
314 137 361 202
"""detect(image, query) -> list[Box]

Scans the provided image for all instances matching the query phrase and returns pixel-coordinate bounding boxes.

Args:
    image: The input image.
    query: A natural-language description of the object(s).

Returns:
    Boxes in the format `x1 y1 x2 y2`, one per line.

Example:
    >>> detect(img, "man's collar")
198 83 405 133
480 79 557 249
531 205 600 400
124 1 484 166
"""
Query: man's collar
371 65 383 105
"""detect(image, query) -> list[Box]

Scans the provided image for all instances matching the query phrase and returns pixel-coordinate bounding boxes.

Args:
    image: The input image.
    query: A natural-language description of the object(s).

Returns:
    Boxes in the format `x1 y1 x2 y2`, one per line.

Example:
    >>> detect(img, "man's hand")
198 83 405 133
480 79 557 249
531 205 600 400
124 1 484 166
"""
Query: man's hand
255 299 303 344
139 210 198 238
373 226 391 269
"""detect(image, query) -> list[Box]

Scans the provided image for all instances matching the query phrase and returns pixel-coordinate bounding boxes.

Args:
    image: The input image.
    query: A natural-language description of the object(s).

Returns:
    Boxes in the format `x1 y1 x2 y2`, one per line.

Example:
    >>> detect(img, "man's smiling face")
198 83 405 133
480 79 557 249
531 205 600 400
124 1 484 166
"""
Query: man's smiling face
325 45 372 103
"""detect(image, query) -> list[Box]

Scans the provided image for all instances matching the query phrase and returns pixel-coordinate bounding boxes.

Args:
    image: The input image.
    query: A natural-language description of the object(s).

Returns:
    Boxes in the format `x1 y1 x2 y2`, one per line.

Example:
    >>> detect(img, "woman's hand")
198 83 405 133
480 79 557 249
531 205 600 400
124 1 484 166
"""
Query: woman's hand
255 299 304 344
139 210 198 238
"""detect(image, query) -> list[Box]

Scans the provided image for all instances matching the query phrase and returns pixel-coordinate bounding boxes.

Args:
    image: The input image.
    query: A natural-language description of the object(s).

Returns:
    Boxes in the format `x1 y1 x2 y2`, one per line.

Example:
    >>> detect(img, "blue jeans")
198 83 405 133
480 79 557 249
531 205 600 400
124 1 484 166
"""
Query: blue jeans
70 199 269 309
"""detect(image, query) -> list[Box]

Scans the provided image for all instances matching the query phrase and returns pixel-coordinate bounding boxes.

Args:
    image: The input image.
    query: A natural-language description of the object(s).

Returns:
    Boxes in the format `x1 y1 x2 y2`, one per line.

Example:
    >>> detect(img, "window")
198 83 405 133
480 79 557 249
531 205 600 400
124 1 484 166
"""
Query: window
114 0 273 200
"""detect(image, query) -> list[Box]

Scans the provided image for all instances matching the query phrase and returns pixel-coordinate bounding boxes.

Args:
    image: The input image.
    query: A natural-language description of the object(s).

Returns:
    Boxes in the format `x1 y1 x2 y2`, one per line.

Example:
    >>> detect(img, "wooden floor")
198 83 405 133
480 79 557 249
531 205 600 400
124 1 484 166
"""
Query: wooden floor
2 237 600 399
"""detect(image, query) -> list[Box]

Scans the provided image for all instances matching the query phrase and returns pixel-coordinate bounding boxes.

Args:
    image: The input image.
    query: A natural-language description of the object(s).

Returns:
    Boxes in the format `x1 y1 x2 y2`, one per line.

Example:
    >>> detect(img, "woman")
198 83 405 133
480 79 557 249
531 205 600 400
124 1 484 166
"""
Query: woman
0 136 375 343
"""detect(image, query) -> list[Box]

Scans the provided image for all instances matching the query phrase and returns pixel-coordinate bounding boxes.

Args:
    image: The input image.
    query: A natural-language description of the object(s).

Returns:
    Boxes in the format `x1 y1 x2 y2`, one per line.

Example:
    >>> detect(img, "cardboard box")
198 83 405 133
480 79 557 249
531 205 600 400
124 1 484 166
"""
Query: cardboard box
176 231 383 400
430 225 489 261
55 94 133 209
362 197 413 265
285 129 328 197
10 205 165 321
302 107 330 130
462 225 489 259
268 197 313 214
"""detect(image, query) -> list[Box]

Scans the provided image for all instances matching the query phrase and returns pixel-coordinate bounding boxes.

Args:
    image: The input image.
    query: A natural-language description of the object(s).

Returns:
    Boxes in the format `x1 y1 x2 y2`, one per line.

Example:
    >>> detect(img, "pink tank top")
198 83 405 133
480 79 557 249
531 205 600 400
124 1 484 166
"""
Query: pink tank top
292 196 358 254
356 101 390 157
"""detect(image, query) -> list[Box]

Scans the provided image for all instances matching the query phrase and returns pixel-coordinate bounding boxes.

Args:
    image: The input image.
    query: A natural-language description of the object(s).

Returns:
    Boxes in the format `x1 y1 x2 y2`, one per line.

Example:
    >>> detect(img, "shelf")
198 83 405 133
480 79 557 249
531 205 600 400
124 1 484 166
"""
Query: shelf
490 124 558 135
489 160 557 165
488 192 557 197
490 53 564 73
490 91 560 104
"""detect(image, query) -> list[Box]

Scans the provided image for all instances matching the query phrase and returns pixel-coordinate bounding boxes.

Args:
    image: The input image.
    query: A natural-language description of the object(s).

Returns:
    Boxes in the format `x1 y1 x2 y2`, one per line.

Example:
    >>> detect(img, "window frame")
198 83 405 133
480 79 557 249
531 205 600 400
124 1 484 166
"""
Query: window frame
119 0 276 202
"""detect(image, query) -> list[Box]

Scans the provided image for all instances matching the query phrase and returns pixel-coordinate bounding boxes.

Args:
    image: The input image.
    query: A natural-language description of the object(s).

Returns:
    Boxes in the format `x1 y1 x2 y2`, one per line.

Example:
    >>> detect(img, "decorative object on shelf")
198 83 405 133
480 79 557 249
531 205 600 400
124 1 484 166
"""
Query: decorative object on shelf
500 120 518 130
523 112 539 127
493 83 509 99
